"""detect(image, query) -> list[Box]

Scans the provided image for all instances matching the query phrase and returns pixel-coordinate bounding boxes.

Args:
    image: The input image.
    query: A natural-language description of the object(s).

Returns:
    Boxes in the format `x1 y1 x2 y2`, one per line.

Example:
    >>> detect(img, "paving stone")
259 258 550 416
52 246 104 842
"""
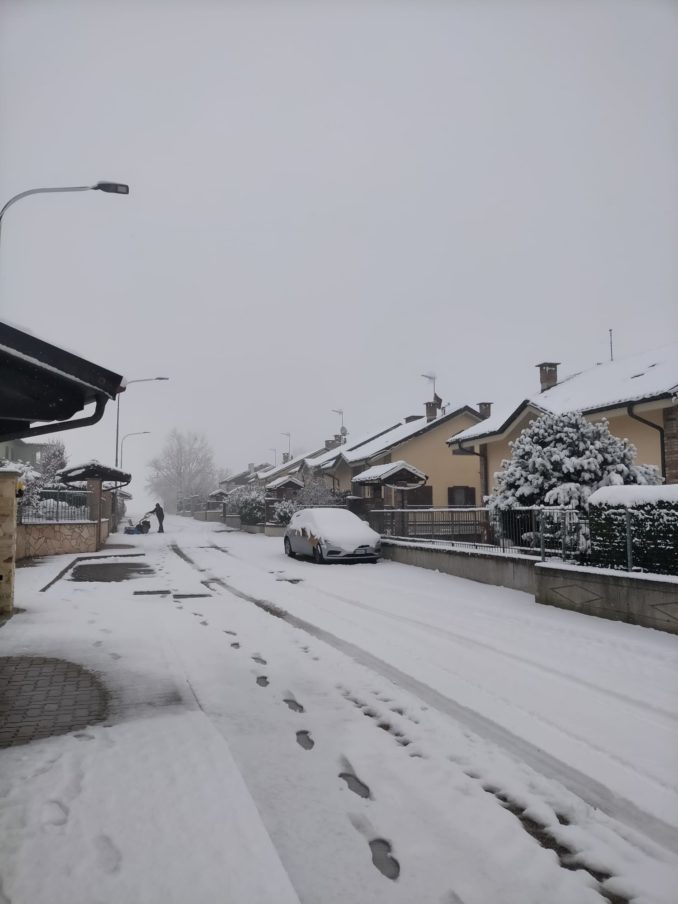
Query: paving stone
0 656 108 748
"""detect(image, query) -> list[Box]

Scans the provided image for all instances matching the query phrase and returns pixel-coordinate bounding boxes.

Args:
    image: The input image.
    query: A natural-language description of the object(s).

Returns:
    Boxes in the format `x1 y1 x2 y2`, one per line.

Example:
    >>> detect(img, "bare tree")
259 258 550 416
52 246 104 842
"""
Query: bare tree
147 430 216 513
38 439 68 485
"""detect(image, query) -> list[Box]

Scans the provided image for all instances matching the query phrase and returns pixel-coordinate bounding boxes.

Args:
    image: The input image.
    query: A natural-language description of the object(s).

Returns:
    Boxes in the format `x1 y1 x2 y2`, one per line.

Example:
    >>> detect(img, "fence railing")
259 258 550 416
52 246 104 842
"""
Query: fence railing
17 490 93 524
367 507 590 562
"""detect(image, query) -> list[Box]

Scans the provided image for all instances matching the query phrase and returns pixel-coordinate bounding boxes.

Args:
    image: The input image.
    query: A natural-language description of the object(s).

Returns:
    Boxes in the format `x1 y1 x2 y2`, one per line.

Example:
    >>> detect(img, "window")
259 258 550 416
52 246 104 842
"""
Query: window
406 485 433 507
448 486 476 506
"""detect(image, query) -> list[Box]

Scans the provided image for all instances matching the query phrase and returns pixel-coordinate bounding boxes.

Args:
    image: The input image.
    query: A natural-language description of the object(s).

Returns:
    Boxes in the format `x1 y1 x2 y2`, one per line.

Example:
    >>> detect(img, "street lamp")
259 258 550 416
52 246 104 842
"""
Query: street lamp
0 181 130 249
120 431 150 469
115 378 169 467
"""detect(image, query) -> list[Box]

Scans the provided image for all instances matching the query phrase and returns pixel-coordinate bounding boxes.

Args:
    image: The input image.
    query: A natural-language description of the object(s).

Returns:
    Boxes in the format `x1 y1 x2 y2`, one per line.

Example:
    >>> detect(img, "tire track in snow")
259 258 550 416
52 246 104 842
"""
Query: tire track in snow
170 543 678 853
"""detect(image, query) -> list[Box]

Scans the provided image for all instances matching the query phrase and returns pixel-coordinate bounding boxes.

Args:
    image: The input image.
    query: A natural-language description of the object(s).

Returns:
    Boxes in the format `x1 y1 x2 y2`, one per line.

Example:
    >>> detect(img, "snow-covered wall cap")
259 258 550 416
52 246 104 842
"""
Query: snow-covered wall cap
588 485 678 507
0 465 22 475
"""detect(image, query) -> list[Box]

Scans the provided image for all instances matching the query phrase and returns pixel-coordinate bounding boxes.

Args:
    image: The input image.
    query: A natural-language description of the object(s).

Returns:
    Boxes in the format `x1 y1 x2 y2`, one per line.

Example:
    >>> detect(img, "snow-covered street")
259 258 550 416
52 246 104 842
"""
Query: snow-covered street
1 516 677 904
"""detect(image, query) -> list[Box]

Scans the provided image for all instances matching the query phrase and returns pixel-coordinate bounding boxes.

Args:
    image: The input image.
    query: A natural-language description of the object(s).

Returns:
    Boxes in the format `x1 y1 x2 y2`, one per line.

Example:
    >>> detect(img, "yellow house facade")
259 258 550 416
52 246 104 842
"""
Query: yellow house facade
449 347 678 495
317 401 486 507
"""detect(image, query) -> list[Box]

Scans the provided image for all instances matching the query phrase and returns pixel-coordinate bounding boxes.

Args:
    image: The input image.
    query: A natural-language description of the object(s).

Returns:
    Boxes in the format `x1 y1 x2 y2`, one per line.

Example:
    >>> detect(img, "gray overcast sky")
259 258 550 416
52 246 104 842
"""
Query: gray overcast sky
1 0 677 508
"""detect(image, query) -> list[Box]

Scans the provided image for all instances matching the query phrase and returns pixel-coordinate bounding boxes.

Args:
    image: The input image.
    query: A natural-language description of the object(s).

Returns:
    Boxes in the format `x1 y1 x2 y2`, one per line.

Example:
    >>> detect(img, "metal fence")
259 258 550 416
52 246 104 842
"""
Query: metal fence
17 489 93 524
367 507 590 562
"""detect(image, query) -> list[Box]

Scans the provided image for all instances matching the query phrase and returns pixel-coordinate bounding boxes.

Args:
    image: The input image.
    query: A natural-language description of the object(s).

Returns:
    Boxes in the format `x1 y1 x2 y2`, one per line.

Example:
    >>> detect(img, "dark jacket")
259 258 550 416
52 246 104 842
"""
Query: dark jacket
151 504 164 520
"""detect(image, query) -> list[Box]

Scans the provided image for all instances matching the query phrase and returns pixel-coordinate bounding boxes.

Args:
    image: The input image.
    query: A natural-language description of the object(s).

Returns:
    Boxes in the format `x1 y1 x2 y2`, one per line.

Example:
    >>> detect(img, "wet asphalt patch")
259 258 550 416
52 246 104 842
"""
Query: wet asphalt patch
70 562 154 583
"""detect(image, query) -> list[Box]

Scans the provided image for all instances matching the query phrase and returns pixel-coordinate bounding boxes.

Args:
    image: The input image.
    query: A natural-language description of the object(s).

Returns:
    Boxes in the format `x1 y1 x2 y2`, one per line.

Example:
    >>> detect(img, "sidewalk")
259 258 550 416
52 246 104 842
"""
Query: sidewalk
0 539 301 904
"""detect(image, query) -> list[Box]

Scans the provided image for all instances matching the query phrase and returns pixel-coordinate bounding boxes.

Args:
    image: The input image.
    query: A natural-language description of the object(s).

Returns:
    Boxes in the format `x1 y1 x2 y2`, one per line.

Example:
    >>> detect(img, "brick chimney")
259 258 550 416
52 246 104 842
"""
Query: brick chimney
324 437 341 451
536 362 560 393
248 462 255 473
281 452 291 464
477 402 492 419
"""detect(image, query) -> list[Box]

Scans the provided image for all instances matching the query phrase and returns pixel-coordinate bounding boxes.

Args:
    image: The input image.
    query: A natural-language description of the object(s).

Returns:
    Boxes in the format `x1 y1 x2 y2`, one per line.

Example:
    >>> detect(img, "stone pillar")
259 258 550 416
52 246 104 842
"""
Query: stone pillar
87 479 103 550
664 404 678 485
0 469 20 617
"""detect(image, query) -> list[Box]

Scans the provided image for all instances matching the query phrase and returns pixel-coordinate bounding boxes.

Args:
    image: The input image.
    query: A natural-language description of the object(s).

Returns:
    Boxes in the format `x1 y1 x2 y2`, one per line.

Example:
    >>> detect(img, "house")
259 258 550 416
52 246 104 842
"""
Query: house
306 397 486 507
219 462 273 493
448 343 678 495
0 438 50 465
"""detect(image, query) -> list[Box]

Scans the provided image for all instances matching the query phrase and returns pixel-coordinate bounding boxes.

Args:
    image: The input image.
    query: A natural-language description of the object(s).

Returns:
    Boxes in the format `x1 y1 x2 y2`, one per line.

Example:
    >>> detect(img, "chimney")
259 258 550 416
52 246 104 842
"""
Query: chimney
536 362 560 393
248 462 255 473
334 434 342 443
324 437 341 451
282 452 291 464
404 415 421 423
477 402 492 420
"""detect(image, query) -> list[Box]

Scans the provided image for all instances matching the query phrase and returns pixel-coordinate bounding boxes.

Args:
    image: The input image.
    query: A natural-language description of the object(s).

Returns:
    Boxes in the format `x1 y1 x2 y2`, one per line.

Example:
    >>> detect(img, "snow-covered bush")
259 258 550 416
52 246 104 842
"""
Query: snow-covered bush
272 499 299 525
488 411 662 512
227 486 266 524
295 475 340 507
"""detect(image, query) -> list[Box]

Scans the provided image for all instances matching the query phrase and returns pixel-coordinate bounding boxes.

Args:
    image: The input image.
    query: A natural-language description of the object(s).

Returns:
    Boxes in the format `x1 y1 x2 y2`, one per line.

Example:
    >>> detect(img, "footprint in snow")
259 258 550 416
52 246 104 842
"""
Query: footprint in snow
41 799 69 827
230 642 240 649
93 834 122 874
256 676 269 687
283 696 304 713
369 839 400 880
296 730 314 750
200 620 209 626
224 630 237 636
251 654 267 665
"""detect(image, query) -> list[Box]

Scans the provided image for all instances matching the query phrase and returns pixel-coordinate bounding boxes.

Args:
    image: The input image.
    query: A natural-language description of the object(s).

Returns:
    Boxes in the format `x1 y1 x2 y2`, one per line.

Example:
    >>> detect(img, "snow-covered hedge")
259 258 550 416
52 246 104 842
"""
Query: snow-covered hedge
227 486 266 525
588 489 678 576
271 499 299 526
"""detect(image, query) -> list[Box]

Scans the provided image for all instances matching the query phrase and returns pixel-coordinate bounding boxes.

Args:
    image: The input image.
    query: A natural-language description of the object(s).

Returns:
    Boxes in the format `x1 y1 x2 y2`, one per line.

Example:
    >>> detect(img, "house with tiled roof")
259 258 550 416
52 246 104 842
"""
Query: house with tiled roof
307 397 486 507
448 343 678 497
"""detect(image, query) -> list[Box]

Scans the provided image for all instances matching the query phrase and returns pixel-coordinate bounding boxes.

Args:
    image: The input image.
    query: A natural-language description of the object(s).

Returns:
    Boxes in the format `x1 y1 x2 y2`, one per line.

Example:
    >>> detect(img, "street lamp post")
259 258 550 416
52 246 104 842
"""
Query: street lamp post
115 377 169 467
120 431 150 470
0 181 130 251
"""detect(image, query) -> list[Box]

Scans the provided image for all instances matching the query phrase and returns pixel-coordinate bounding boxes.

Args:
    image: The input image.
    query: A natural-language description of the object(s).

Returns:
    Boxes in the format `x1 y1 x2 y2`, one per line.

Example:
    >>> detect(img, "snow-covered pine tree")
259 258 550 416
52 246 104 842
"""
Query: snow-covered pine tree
488 411 661 511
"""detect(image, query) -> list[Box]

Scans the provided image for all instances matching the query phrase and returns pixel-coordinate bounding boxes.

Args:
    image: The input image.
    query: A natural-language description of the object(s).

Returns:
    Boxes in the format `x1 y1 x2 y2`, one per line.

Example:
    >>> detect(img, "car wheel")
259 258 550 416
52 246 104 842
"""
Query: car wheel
312 544 324 564
284 536 296 558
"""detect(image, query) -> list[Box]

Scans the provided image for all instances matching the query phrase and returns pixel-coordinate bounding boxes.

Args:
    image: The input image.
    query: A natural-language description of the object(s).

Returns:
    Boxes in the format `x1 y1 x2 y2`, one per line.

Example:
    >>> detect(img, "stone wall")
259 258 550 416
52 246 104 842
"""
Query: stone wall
381 540 537 594
16 522 97 560
0 470 19 616
535 563 678 634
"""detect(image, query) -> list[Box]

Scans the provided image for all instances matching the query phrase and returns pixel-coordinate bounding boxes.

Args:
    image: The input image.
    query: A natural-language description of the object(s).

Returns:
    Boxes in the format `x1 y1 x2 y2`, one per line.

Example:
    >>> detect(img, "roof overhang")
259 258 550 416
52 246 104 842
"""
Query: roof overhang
59 461 131 486
0 321 125 442
352 460 427 489
447 400 544 449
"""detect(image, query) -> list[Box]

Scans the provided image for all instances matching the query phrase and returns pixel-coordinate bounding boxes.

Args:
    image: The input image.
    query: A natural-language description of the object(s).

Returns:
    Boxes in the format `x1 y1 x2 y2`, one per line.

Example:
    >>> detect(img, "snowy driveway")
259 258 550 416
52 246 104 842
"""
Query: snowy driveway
1 516 677 904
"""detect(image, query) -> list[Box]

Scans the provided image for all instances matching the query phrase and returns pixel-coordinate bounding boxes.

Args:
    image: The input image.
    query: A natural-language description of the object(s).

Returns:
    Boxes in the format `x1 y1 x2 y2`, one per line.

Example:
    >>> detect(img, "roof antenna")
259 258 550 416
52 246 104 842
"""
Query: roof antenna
421 372 436 397
609 329 614 362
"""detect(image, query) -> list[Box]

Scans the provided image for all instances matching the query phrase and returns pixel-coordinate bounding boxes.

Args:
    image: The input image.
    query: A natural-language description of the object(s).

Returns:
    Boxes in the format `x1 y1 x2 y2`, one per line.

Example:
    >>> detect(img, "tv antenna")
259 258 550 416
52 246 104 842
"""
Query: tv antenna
421 372 437 397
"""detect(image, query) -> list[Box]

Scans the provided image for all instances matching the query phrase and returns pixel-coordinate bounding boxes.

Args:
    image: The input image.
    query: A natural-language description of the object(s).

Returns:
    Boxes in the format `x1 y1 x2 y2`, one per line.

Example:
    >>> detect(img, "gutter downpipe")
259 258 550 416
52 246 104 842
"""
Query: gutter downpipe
455 441 488 500
627 403 665 479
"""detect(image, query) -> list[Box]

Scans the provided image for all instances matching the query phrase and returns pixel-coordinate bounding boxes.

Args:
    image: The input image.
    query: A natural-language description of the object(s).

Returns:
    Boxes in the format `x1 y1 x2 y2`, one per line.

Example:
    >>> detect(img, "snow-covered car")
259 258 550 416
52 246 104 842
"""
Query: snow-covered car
284 508 381 563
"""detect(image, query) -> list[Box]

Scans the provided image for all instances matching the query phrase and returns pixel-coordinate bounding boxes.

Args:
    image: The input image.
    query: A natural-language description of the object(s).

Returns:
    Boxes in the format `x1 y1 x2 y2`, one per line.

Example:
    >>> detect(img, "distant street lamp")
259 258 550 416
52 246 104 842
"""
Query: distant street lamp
0 181 130 252
120 431 150 469
115 378 169 467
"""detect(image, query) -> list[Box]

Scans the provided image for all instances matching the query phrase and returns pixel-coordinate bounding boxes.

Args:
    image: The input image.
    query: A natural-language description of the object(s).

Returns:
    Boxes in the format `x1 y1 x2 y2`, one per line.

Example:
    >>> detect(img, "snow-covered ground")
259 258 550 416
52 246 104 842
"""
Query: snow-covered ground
1 516 677 904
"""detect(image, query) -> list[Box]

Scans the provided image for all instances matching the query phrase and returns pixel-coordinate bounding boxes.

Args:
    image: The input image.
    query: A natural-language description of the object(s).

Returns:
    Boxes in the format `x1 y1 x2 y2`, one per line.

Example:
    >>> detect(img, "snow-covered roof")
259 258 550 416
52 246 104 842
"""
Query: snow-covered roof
342 404 476 464
352 460 427 485
266 475 303 490
588 485 678 507
450 343 678 446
